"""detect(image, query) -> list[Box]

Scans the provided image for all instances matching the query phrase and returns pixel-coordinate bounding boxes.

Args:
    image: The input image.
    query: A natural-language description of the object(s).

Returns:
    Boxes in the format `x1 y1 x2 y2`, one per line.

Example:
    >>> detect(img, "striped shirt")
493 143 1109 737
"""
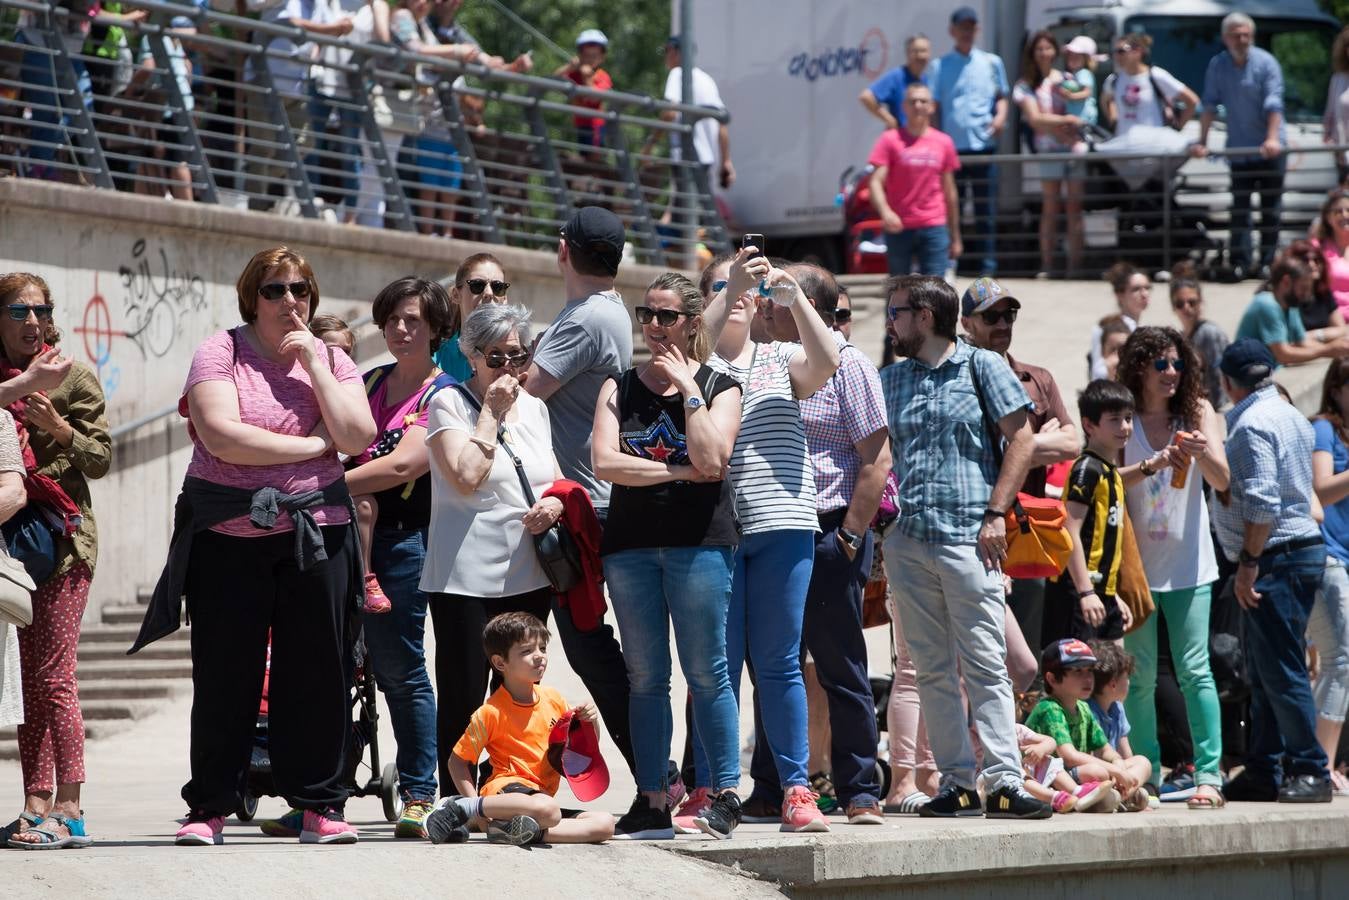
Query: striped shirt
1062 450 1124 599
709 342 819 535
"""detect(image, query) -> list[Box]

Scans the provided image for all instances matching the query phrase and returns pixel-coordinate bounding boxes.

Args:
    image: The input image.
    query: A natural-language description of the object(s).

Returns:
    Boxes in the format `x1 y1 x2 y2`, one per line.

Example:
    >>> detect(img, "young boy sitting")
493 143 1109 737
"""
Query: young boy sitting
1047 379 1136 643
1025 639 1153 813
424 612 616 846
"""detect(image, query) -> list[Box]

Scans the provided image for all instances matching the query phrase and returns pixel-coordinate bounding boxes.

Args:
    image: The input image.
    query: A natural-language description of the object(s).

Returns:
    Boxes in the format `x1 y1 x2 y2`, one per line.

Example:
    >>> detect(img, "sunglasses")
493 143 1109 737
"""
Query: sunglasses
1153 357 1186 373
887 305 915 319
635 306 693 327
465 278 509 296
258 281 311 301
833 308 852 324
480 348 531 369
712 279 728 293
1113 45 1135 55
978 308 1018 326
6 304 54 322
1172 298 1201 310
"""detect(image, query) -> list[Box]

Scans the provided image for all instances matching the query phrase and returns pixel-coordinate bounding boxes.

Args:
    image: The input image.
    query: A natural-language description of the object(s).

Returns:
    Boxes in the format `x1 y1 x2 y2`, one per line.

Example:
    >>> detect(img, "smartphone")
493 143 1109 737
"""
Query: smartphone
742 233 765 260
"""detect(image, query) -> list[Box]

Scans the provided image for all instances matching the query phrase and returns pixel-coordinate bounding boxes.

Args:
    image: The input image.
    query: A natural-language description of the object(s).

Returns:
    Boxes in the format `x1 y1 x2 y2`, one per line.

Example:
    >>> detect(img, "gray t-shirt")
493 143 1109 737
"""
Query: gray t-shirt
533 289 633 508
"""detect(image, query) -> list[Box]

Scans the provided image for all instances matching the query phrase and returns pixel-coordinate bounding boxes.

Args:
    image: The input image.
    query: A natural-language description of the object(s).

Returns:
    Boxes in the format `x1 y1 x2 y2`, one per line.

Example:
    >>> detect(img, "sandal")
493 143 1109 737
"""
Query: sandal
882 790 930 815
1186 785 1226 810
0 811 44 847
7 812 93 850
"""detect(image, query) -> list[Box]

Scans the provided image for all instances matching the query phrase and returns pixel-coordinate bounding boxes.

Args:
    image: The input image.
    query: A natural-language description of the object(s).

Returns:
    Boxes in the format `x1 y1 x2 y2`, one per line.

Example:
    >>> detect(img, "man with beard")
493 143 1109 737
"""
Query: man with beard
1235 254 1349 366
878 275 1050 819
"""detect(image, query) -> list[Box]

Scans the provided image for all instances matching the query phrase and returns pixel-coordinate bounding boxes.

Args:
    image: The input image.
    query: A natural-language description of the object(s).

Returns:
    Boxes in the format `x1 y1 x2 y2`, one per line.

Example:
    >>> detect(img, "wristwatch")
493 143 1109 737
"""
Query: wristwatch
982 508 1005 521
837 526 863 552
685 395 704 413
1238 548 1261 567
1138 458 1157 477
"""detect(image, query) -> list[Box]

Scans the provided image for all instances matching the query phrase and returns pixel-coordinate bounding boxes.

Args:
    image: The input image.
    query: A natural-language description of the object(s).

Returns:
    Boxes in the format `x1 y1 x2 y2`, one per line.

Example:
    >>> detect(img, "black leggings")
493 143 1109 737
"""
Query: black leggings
428 588 552 793
180 526 355 816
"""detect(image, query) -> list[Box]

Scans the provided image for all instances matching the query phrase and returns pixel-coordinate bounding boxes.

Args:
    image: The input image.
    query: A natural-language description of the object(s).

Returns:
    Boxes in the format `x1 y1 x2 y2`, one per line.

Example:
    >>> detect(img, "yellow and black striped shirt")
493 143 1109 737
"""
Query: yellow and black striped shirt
1064 450 1124 599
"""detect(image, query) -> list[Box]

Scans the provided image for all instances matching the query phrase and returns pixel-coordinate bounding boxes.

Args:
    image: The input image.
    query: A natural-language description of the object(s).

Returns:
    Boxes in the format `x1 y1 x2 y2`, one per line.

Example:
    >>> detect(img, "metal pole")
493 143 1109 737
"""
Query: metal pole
678 0 696 270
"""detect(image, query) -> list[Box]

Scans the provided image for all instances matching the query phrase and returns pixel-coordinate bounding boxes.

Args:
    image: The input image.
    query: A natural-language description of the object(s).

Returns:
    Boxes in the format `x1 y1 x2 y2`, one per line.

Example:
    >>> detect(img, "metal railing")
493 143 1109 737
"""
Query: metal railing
0 0 729 266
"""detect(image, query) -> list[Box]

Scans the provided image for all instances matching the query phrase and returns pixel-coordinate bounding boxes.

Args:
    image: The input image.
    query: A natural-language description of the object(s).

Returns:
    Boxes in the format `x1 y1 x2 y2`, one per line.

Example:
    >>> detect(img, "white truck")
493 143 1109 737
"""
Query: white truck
680 0 1341 273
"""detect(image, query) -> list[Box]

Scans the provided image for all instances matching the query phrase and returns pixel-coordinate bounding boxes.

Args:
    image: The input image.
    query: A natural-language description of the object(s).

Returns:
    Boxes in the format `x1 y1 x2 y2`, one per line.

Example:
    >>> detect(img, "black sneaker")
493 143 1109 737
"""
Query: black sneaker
693 790 742 841
424 796 471 845
1224 771 1278 803
1278 775 1333 804
917 783 982 818
985 784 1052 819
487 815 543 845
738 792 781 824
612 795 674 840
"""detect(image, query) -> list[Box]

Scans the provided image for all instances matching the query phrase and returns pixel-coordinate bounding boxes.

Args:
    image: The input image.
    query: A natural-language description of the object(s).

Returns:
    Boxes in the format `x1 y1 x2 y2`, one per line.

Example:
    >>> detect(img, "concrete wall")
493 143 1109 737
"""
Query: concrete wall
0 180 669 615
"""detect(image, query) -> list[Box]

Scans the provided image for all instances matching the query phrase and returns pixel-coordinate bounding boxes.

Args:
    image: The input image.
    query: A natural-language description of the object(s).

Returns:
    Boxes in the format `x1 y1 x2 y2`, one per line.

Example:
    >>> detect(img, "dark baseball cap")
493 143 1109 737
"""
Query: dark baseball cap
961 276 1021 317
1042 638 1098 672
1219 338 1275 386
561 206 625 274
950 6 979 24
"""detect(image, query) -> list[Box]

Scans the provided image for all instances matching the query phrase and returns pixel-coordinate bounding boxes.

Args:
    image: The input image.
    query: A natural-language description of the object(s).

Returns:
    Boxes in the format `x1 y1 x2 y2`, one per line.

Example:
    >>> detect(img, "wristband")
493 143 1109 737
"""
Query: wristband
982 508 1005 521
1238 548 1260 567
1078 589 1098 600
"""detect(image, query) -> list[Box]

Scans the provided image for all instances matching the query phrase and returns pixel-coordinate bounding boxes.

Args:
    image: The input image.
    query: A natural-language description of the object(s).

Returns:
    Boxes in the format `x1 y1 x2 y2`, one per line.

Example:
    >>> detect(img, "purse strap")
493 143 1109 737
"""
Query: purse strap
452 384 538 507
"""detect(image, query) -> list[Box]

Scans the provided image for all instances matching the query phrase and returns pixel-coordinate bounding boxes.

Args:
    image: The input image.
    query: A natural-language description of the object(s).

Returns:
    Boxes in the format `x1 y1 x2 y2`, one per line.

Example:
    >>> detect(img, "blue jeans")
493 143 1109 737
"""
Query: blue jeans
885 225 950 277
363 526 438 801
604 546 740 794
307 89 363 206
18 33 92 169
954 148 999 274
694 529 815 792
1242 544 1330 783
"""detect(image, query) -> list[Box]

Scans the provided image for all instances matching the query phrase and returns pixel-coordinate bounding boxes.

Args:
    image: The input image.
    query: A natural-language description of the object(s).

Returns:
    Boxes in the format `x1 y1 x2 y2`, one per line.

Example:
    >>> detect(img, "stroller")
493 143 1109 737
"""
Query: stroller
837 164 889 275
237 632 404 824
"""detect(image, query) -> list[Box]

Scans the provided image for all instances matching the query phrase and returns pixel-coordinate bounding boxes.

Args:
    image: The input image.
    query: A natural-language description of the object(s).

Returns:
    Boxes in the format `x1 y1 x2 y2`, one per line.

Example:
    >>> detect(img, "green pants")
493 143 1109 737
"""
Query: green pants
1123 583 1224 787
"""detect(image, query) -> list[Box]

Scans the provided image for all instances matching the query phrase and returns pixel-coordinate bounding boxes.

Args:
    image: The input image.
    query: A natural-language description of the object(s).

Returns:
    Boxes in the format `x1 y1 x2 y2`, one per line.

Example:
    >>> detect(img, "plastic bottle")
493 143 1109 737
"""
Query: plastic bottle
1170 432 1191 489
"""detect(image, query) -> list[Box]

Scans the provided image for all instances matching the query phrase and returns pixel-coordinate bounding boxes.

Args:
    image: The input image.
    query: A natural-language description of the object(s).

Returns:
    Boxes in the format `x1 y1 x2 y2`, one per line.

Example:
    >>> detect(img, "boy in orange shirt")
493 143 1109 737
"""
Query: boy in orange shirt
424 612 616 846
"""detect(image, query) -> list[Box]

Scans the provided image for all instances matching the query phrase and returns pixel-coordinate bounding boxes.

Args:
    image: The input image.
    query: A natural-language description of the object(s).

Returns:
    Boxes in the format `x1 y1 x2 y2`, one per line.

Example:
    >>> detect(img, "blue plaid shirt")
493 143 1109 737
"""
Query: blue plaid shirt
1212 385 1320 560
880 341 1032 544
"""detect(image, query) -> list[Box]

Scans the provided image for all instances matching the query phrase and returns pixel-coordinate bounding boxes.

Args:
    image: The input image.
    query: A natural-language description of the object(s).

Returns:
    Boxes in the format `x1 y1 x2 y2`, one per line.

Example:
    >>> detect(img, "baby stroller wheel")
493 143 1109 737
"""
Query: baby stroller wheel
874 759 892 801
238 792 259 823
381 762 403 823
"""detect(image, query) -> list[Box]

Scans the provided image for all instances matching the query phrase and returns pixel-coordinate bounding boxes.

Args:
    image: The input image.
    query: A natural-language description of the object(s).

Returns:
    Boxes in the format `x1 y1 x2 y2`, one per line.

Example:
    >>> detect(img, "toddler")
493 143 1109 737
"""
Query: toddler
1015 722 1112 813
1059 35 1099 132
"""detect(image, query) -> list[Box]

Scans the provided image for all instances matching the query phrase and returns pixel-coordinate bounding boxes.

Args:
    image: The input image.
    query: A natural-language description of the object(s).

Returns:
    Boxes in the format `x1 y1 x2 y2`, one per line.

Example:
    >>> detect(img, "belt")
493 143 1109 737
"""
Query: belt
1261 536 1324 559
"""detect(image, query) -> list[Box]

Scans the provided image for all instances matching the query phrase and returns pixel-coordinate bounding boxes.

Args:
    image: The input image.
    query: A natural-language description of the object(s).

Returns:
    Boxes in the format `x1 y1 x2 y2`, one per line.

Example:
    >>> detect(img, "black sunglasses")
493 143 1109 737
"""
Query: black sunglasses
258 281 311 301
465 278 509 296
1153 357 1186 373
832 308 852 324
635 306 693 327
978 308 1018 326
6 304 54 322
887 305 915 319
480 348 531 369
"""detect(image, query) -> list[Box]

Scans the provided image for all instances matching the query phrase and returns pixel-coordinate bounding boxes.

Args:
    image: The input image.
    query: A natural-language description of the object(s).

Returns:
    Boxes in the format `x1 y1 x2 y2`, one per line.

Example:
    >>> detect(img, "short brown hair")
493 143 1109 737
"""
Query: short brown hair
0 272 61 346
483 612 550 663
1089 640 1136 694
372 277 454 353
236 246 319 324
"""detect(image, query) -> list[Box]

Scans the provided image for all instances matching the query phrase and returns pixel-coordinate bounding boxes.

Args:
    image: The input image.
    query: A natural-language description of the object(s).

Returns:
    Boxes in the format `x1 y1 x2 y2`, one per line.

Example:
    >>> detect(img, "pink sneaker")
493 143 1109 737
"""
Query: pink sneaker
362 573 391 614
175 812 224 846
672 787 712 835
299 809 358 844
1072 781 1110 813
781 785 830 833
1051 790 1077 813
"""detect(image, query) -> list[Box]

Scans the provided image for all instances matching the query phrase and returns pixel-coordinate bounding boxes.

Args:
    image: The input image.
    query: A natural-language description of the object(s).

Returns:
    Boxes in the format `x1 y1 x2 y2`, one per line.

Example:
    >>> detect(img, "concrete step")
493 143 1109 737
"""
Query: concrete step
77 658 193 680
80 623 189 645
101 604 154 626
76 678 189 701
78 640 189 663
0 719 132 759
78 698 156 721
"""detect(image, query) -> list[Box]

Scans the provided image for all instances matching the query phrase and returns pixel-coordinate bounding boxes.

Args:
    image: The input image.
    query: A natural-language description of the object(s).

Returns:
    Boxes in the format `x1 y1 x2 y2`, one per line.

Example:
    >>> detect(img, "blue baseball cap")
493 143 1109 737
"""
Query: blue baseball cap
950 6 979 24
1220 338 1275 386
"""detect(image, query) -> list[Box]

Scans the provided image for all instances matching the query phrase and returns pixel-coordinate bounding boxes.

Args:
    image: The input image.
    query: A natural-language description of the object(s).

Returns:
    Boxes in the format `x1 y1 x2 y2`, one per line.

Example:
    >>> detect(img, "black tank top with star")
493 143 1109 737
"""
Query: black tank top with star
600 365 742 556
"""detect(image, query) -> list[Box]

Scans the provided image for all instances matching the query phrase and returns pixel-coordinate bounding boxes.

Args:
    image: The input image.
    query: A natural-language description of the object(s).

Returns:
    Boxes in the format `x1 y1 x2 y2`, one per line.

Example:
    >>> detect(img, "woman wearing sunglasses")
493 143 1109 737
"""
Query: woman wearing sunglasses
0 273 108 850
421 303 568 791
1116 325 1230 809
165 246 376 847
433 253 512 382
1169 260 1229 409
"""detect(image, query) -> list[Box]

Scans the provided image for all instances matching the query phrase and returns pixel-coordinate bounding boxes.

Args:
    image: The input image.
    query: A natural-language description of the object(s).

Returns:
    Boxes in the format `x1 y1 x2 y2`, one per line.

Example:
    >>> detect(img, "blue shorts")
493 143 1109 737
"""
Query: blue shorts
408 135 463 190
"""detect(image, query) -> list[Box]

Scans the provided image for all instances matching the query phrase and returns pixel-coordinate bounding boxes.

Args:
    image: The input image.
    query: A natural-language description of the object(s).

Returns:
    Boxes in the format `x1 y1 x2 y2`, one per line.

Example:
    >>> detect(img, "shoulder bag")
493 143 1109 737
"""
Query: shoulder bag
453 386 582 593
0 545 36 627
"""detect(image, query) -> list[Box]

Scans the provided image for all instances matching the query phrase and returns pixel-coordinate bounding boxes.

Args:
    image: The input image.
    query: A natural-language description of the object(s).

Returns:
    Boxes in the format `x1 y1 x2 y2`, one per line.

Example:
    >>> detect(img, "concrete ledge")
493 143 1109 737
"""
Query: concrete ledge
671 803 1349 897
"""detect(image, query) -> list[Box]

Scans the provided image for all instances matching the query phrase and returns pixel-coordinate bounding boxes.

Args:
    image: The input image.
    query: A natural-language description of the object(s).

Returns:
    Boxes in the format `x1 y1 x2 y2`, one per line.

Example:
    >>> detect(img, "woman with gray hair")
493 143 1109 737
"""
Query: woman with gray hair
421 303 566 782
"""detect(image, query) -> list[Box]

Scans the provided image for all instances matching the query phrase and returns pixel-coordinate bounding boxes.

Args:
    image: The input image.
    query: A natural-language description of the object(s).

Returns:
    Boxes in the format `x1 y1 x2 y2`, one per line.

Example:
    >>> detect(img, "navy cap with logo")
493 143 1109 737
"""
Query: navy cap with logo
950 6 979 24
1042 638 1098 673
561 206 625 275
961 276 1021 317
1219 338 1275 386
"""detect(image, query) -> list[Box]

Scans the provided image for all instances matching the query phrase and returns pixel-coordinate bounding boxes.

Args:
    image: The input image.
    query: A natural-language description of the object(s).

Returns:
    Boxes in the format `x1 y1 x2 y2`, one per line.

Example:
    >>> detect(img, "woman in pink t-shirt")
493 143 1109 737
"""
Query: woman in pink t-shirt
172 247 376 848
1312 189 1349 321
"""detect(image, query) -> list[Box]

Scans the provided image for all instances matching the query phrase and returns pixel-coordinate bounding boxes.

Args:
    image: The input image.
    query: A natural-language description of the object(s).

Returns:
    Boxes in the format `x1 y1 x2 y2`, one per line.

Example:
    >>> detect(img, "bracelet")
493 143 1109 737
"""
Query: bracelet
469 435 496 453
982 508 1005 520
1138 458 1156 477
1078 588 1098 600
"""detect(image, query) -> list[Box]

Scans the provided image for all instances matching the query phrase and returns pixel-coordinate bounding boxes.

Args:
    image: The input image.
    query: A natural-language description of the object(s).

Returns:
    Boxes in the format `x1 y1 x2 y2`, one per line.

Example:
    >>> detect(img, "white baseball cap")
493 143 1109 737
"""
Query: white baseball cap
576 29 609 48
1064 35 1097 56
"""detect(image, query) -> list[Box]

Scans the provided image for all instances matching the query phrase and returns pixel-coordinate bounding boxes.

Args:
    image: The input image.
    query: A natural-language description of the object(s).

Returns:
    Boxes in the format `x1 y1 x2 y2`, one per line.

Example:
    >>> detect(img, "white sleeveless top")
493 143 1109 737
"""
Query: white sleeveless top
1123 419 1219 591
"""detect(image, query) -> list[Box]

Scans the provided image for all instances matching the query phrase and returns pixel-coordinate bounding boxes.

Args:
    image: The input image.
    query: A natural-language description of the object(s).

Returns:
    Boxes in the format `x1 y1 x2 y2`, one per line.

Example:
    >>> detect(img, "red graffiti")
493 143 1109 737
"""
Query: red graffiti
73 275 116 368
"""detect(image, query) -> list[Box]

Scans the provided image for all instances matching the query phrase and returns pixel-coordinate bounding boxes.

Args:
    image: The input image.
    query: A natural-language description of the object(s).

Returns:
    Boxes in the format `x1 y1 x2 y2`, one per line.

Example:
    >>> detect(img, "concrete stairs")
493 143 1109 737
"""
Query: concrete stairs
0 591 190 761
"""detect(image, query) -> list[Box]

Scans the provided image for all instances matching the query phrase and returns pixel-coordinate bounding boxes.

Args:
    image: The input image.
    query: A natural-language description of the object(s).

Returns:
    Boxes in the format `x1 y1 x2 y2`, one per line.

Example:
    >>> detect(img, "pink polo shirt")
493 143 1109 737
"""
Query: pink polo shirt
866 125 960 229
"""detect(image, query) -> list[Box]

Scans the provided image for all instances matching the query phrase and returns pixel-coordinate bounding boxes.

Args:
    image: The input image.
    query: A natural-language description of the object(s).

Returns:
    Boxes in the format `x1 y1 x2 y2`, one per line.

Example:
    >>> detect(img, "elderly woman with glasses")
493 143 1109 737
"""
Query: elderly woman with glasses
421 303 566 788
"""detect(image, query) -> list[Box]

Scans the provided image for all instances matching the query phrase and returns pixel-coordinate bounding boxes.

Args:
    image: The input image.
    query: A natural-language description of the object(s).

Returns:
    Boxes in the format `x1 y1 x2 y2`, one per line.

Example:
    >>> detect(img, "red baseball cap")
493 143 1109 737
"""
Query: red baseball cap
548 710 610 802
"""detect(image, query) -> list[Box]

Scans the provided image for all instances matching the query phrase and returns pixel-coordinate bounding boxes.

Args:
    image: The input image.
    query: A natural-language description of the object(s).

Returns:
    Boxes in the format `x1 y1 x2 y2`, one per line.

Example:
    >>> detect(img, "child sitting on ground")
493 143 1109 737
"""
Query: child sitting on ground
309 314 391 615
424 612 616 846
1026 639 1153 812
1015 722 1112 814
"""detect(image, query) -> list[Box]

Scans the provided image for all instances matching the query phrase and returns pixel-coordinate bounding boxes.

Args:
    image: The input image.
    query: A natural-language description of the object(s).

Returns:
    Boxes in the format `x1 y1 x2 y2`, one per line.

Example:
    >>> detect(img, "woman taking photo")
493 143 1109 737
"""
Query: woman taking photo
1013 30 1084 279
433 253 511 382
0 273 109 850
420 303 564 792
1088 262 1151 380
160 247 375 847
1168 261 1229 409
1117 326 1229 809
593 272 743 841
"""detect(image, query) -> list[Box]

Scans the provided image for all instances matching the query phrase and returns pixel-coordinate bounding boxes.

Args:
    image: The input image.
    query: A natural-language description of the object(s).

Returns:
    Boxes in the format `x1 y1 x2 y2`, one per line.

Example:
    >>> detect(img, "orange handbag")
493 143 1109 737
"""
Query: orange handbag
1002 494 1074 579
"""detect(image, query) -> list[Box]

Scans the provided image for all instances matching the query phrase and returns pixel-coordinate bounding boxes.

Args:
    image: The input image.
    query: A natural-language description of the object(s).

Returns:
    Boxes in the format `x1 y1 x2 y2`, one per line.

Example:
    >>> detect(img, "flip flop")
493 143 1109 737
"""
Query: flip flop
7 813 92 850
882 791 930 815
1186 786 1226 810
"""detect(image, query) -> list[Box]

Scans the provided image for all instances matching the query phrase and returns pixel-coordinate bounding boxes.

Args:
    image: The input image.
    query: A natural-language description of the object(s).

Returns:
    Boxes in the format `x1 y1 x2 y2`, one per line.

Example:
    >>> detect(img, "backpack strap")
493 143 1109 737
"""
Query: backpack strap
362 363 396 398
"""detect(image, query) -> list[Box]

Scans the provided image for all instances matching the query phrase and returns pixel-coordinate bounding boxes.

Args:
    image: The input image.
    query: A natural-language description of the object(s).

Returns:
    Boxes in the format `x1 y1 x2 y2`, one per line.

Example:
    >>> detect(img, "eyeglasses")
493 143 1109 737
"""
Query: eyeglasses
465 278 510 296
1113 45 1134 55
258 281 311 301
480 348 531 369
712 279 728 293
1153 357 1186 373
634 306 693 327
5 304 53 322
1172 298 1201 310
833 308 852 324
978 308 1018 326
887 305 915 319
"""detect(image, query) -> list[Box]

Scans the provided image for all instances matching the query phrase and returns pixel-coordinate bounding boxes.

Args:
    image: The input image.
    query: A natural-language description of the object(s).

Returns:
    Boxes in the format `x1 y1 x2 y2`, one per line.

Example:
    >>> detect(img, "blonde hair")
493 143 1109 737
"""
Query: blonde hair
646 272 710 362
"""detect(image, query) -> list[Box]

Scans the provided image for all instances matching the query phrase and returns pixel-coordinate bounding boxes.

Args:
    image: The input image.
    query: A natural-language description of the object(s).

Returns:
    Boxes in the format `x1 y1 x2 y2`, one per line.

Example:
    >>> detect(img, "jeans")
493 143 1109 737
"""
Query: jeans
1123 583 1224 788
1310 557 1349 723
1240 544 1330 782
307 88 363 207
18 33 92 169
1229 157 1286 270
883 532 1022 792
885 226 950 277
363 526 438 801
605 546 740 794
953 148 998 274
